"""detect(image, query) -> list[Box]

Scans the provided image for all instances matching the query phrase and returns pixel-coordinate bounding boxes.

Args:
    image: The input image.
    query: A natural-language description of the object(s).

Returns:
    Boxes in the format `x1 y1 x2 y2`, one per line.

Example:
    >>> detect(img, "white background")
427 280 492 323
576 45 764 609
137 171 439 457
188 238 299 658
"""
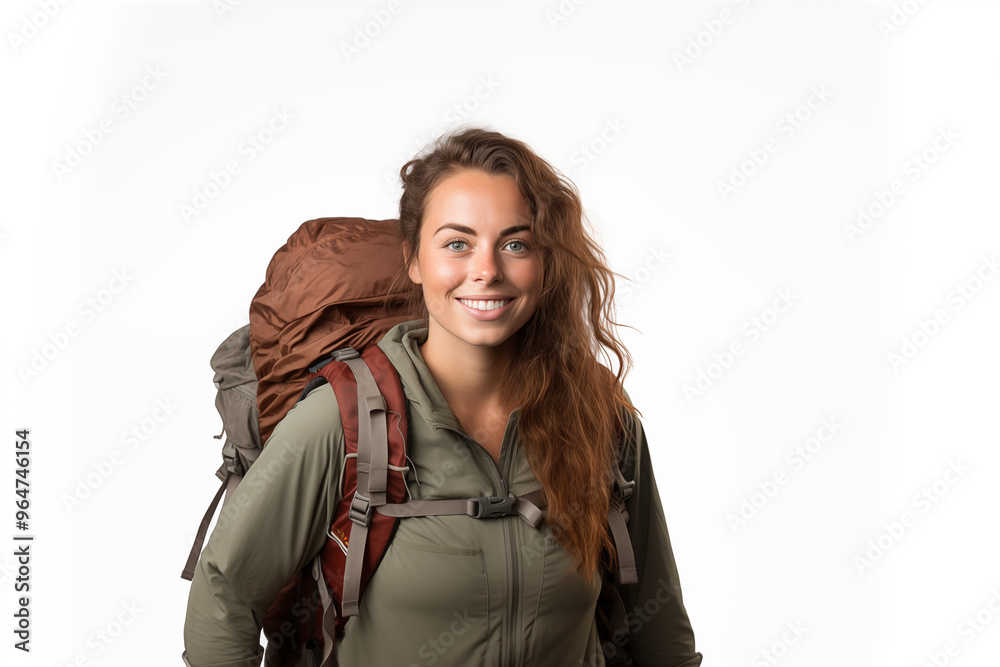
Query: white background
2 0 999 665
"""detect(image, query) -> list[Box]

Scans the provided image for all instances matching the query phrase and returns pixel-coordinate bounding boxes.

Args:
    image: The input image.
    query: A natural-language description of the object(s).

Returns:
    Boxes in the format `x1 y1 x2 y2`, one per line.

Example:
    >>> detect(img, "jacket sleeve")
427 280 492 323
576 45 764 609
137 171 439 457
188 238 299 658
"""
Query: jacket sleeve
617 403 703 667
183 383 345 667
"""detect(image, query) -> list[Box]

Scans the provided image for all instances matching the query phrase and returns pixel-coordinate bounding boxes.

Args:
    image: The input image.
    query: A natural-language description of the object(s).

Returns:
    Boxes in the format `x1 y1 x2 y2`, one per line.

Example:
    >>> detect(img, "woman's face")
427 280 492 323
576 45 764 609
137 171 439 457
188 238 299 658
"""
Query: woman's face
408 169 543 353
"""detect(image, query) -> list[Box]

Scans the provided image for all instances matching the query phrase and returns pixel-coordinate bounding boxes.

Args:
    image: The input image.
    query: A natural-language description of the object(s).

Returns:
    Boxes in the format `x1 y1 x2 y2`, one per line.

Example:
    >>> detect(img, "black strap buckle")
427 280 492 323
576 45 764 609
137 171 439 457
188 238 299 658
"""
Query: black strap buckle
467 495 517 519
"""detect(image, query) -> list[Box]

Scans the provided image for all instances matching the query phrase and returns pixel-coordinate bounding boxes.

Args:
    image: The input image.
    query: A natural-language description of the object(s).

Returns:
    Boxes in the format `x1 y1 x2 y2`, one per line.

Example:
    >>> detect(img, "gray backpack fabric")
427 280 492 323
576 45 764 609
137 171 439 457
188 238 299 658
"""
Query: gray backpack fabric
181 325 261 580
210 325 262 476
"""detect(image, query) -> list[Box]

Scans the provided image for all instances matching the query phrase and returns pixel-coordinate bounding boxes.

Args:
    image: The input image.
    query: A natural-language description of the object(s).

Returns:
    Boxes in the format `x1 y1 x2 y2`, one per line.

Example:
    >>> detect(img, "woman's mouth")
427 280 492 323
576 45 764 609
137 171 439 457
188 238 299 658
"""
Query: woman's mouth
458 298 511 311
456 297 515 320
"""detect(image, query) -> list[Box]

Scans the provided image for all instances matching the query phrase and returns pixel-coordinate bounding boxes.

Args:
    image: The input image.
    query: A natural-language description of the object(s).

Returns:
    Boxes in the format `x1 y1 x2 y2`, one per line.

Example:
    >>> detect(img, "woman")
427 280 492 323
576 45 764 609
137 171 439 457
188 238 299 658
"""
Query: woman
183 127 702 666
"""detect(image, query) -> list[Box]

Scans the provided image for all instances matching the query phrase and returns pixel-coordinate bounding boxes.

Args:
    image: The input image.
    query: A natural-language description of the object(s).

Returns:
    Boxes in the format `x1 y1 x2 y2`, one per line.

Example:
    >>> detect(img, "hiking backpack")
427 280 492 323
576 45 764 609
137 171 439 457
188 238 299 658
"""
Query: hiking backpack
181 217 639 667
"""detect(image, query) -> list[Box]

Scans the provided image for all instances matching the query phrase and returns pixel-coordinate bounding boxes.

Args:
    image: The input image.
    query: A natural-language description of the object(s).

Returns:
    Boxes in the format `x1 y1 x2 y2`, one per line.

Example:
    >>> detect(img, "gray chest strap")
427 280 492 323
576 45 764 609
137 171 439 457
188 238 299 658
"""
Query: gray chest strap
374 487 638 585
375 488 548 526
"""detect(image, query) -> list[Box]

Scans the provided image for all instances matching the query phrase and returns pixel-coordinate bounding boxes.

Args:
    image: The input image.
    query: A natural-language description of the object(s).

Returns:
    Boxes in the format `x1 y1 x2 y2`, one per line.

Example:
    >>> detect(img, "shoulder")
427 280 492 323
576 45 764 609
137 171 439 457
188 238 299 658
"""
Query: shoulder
263 381 345 458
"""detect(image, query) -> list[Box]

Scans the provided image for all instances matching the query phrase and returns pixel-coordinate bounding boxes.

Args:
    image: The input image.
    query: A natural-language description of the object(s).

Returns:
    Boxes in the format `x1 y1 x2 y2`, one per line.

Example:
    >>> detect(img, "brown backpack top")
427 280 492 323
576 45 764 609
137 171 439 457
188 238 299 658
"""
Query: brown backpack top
250 216 421 446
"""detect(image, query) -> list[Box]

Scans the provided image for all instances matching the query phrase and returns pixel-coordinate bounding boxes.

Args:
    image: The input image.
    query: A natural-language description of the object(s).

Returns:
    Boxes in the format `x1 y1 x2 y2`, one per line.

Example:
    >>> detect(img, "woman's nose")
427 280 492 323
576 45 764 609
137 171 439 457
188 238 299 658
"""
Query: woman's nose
473 249 503 283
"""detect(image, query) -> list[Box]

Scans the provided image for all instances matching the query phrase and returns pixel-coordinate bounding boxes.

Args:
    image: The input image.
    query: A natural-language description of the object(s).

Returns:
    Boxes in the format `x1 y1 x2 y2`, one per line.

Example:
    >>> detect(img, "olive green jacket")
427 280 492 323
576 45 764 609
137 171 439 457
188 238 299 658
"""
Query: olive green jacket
183 320 702 666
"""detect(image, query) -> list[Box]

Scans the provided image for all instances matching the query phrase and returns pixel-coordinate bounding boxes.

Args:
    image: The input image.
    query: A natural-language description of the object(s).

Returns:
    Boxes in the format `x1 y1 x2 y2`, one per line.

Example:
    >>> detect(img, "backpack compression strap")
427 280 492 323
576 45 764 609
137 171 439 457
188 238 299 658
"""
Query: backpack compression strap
181 439 254 581
180 469 239 580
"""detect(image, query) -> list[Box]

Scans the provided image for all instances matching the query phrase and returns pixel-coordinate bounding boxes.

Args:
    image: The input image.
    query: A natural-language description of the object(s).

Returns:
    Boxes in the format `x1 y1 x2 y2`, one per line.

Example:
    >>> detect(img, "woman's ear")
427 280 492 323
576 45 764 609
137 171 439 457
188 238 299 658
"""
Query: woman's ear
404 243 422 285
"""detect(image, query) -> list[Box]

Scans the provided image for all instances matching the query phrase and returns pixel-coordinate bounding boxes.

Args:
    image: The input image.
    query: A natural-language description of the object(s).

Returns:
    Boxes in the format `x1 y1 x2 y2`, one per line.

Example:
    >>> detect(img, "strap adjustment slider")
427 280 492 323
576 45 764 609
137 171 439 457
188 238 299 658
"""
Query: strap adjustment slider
332 347 360 361
349 491 372 525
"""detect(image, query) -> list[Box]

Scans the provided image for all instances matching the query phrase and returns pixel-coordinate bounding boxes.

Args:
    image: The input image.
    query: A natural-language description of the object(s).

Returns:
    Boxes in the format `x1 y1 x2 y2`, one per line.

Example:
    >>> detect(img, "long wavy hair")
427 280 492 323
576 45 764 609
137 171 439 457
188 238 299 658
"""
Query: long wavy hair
392 126 639 580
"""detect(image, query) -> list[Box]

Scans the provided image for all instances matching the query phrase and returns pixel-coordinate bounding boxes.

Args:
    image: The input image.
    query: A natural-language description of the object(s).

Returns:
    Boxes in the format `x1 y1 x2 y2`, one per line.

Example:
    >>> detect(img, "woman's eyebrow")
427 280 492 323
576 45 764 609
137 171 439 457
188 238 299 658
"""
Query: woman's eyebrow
432 223 531 236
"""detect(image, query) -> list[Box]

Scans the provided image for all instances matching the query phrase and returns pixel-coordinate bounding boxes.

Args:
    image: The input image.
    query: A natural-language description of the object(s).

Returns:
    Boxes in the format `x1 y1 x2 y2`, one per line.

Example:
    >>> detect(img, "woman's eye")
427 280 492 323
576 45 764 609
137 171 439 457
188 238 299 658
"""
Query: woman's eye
505 240 527 252
447 240 467 251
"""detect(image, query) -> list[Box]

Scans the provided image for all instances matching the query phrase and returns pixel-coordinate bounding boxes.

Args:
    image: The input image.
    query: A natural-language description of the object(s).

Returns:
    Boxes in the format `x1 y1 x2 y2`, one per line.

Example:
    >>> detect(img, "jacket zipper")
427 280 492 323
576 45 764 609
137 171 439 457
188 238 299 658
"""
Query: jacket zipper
433 416 521 667
497 424 520 667
501 477 519 667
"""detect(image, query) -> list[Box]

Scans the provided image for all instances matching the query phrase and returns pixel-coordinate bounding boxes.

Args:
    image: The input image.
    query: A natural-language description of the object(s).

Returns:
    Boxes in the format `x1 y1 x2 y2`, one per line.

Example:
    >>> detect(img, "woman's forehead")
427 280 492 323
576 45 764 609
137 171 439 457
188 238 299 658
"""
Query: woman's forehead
423 172 533 233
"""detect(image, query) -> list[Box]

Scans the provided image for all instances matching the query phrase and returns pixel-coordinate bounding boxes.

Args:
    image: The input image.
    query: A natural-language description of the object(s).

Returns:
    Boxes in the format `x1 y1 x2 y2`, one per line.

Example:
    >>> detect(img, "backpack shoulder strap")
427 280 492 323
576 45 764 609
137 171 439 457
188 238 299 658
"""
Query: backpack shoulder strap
309 344 409 661
329 346 389 616
609 457 638 585
598 408 643 664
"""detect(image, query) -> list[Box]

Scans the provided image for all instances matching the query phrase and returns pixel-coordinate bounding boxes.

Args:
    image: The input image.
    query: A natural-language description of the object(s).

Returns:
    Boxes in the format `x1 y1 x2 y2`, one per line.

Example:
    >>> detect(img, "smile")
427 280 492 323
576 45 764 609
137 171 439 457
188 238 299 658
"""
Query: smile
458 298 511 312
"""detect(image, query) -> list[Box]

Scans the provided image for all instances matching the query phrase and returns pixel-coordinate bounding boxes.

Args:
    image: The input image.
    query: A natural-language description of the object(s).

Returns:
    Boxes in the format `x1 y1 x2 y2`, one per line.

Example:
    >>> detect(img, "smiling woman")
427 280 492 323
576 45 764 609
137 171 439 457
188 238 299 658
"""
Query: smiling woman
182 127 702 667
407 169 542 352
403 169 544 462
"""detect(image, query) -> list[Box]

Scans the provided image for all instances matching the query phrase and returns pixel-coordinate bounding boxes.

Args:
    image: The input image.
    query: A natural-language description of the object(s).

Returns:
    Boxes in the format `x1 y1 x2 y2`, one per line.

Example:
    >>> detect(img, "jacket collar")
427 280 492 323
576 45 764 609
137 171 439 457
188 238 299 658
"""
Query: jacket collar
377 319 466 433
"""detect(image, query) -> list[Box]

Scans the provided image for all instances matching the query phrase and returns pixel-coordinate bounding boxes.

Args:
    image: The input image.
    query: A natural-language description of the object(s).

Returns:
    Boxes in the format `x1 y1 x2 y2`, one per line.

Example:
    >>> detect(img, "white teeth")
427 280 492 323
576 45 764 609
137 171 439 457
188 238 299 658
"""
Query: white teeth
460 299 509 311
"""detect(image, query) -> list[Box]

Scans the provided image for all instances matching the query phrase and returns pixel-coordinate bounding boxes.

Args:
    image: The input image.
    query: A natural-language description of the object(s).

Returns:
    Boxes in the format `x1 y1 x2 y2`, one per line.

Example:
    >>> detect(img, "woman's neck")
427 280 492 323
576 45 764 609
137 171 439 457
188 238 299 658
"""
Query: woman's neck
418 325 515 413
